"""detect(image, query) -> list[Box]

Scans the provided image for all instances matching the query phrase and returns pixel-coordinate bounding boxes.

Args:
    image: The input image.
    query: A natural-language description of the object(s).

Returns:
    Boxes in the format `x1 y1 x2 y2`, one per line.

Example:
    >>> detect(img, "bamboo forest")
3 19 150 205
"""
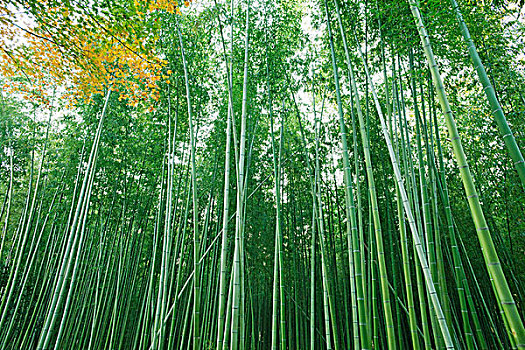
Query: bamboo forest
1 0 525 349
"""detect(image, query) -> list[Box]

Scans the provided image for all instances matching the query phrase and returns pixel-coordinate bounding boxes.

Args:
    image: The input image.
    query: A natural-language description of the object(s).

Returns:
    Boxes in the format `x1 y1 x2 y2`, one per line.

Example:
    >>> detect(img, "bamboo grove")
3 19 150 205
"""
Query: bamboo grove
0 0 524 349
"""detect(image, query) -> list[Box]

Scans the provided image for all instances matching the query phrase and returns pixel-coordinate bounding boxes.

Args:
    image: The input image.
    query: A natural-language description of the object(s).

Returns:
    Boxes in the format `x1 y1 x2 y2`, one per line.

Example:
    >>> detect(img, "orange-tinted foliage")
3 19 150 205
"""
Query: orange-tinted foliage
0 0 193 107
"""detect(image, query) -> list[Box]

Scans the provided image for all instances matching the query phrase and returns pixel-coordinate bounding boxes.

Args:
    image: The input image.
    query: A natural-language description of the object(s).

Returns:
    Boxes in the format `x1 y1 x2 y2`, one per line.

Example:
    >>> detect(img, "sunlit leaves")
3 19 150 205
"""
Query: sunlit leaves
0 0 194 108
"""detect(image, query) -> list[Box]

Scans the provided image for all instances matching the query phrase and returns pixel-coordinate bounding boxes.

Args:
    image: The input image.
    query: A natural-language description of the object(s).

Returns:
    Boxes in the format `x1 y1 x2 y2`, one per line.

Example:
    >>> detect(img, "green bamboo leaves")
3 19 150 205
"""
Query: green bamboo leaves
449 0 525 189
0 1 523 349
408 0 525 347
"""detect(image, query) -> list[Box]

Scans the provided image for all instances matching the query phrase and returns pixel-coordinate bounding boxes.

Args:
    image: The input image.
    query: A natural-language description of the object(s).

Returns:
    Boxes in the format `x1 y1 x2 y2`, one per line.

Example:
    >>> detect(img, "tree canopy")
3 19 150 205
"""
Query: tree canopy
0 0 524 349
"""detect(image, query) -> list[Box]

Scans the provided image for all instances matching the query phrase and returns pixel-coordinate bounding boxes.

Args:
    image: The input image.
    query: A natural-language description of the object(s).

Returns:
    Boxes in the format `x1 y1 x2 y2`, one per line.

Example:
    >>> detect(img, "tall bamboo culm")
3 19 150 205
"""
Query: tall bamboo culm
409 1 525 348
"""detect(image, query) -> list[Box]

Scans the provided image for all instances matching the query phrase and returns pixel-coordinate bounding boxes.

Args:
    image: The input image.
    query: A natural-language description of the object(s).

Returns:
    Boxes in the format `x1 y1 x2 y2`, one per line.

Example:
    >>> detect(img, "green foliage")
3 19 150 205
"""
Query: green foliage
0 0 524 349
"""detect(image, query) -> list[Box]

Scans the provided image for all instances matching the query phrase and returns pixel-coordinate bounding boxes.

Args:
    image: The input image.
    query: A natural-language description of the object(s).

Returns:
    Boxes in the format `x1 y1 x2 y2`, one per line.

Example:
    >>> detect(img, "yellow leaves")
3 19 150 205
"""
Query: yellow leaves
148 0 180 13
0 0 173 109
145 0 193 15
